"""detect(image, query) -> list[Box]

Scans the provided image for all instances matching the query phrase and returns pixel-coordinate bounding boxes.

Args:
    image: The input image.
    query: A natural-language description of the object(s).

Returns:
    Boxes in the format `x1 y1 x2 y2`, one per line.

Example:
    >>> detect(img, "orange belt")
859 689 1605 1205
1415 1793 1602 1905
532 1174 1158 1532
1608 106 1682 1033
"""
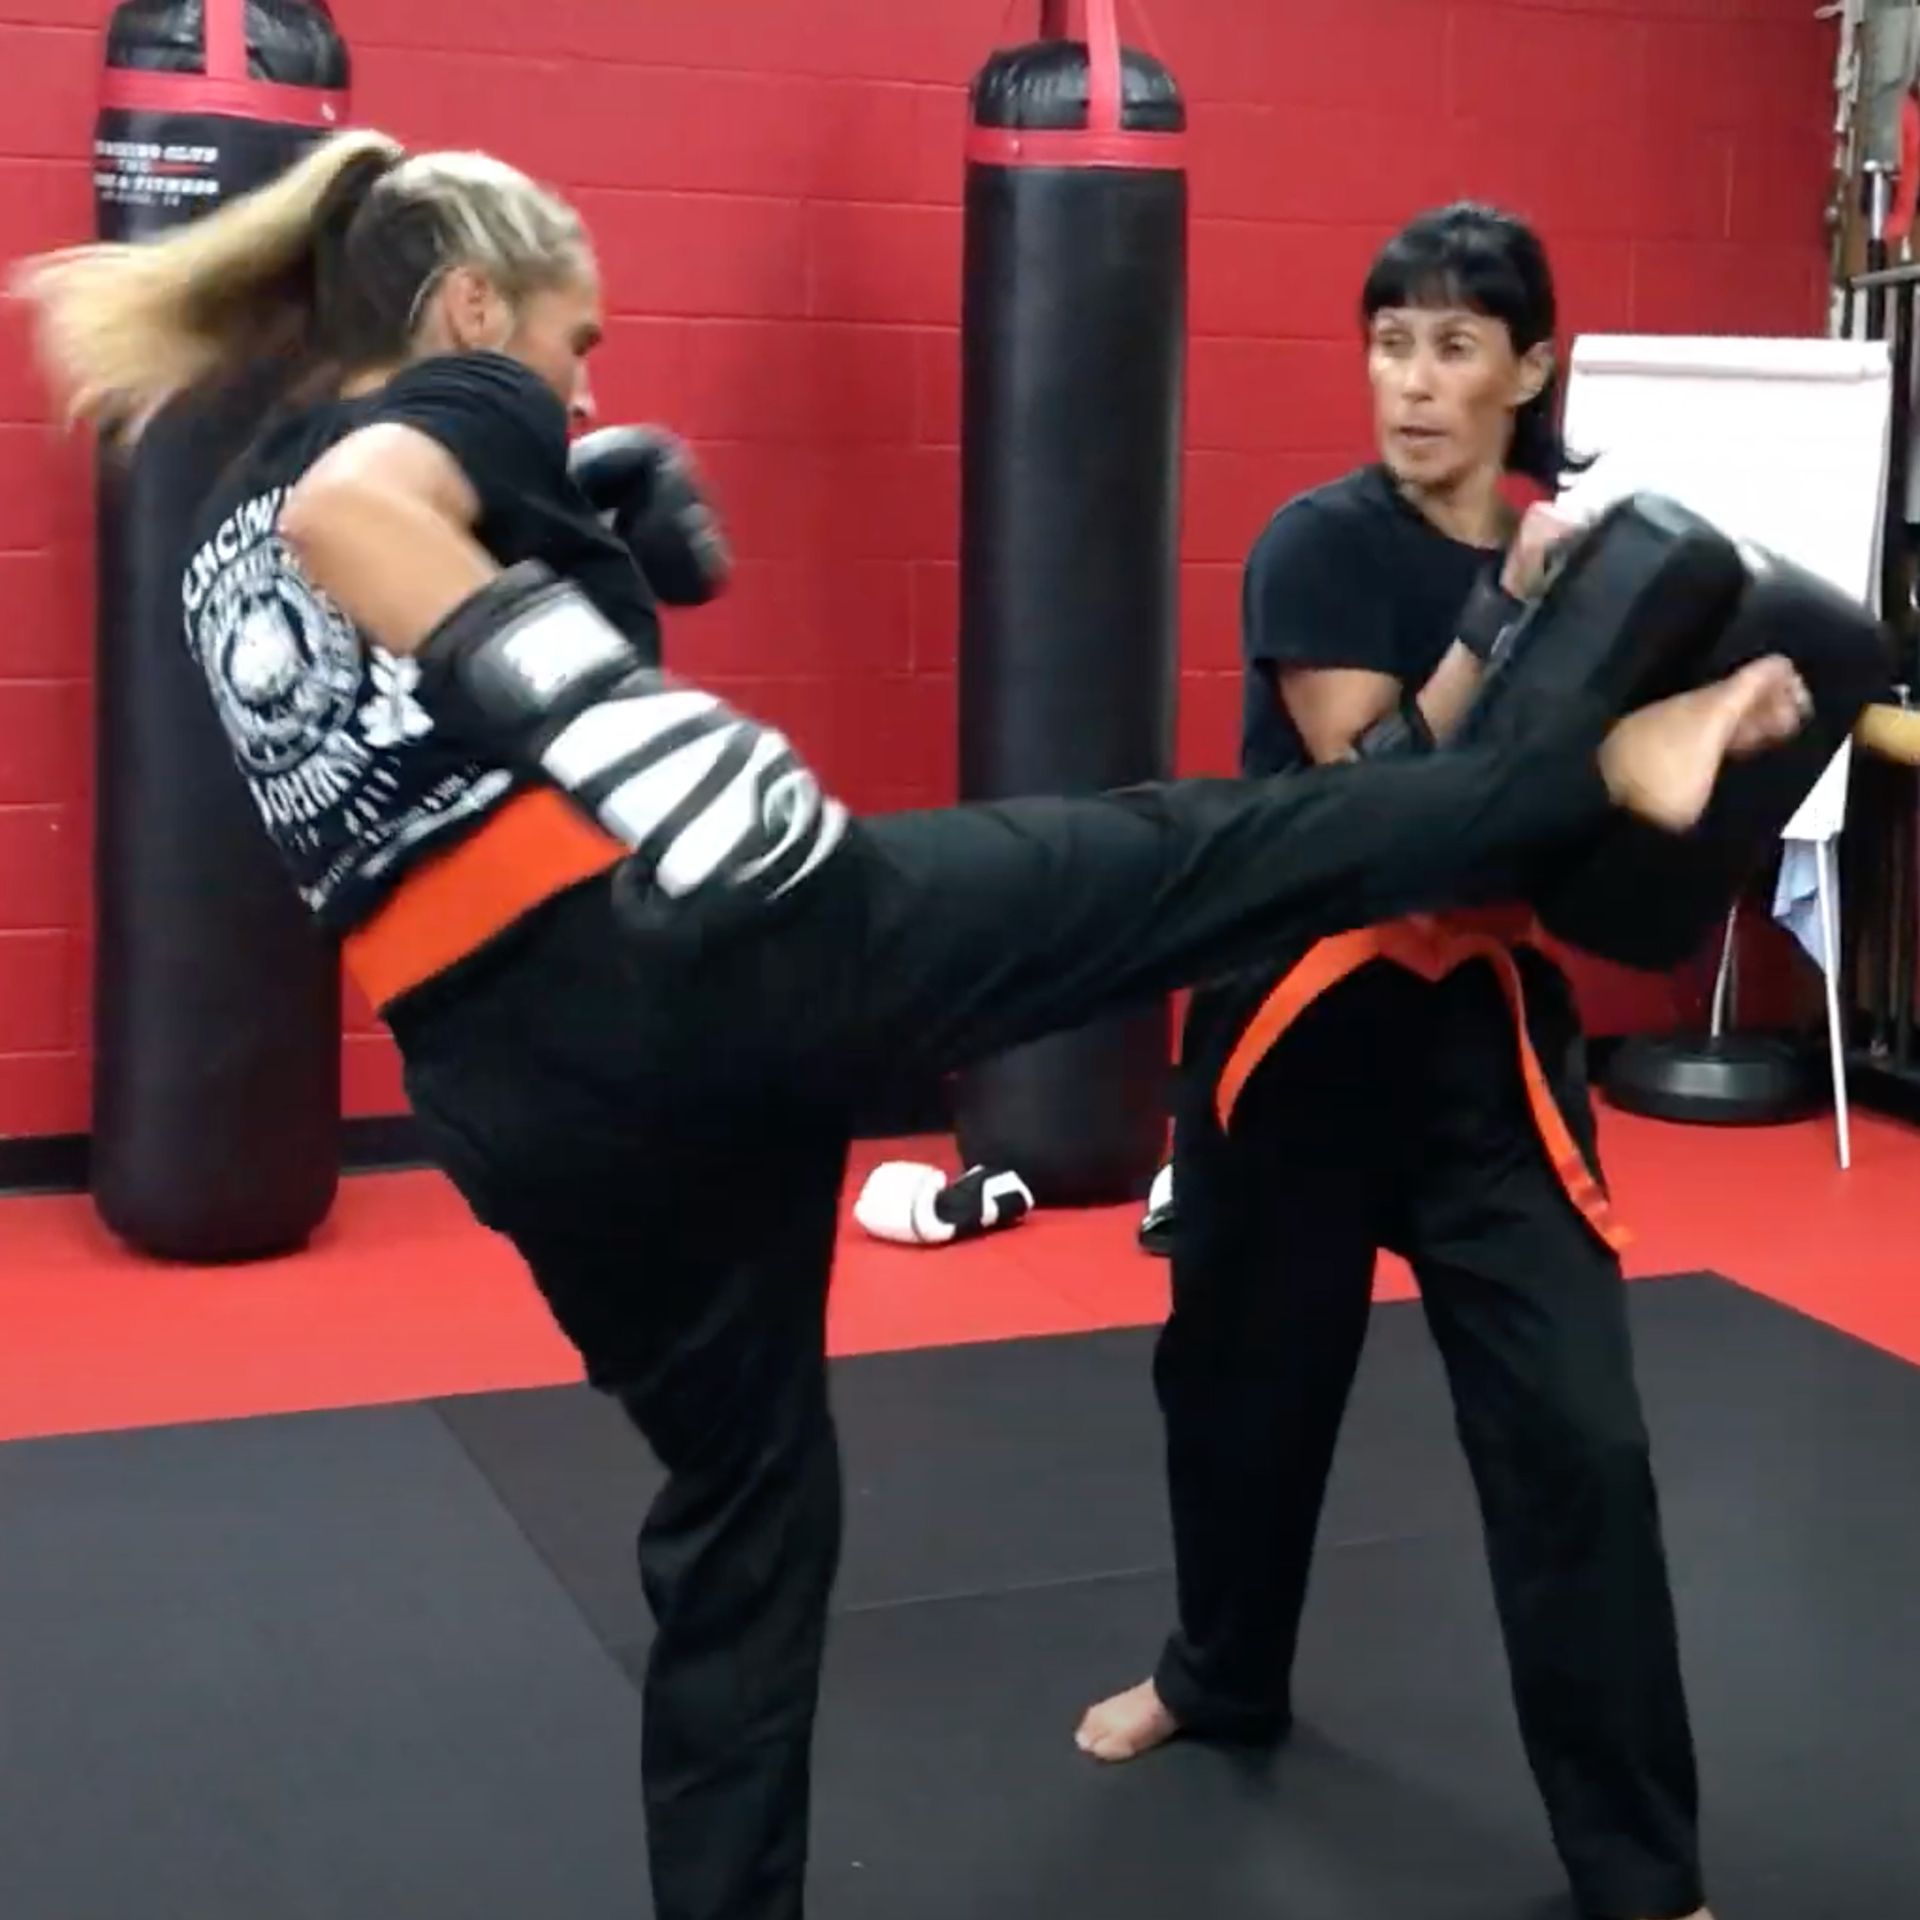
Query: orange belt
1214 907 1630 1254
342 787 626 1013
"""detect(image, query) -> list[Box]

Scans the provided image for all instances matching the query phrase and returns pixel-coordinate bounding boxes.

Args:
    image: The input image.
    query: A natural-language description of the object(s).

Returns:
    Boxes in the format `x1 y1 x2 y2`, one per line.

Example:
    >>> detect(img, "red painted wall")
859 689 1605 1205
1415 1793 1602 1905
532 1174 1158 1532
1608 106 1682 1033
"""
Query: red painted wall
0 0 1835 1137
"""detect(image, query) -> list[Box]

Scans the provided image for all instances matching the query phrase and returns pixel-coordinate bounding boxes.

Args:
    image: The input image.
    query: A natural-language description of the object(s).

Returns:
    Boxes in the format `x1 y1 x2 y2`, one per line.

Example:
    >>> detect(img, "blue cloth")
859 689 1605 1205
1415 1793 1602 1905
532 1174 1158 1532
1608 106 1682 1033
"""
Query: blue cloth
1771 839 1827 975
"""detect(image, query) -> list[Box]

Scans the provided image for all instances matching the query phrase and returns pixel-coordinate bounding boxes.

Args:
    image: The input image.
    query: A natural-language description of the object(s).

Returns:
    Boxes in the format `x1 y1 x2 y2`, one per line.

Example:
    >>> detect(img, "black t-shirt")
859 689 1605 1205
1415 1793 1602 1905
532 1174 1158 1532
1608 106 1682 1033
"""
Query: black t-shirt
181 351 658 931
1215 464 1542 1094
1239 464 1500 777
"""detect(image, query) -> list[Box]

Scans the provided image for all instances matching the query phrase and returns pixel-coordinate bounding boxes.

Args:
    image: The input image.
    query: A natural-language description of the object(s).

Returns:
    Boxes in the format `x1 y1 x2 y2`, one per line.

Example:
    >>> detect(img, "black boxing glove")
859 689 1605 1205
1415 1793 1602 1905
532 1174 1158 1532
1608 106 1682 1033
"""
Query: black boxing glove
570 425 732 607
412 562 846 912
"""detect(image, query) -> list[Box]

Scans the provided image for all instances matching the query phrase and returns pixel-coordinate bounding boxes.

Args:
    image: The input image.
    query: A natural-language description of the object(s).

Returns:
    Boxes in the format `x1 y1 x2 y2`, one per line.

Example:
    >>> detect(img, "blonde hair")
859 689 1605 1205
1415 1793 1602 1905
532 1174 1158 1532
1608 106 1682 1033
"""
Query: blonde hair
12 130 589 442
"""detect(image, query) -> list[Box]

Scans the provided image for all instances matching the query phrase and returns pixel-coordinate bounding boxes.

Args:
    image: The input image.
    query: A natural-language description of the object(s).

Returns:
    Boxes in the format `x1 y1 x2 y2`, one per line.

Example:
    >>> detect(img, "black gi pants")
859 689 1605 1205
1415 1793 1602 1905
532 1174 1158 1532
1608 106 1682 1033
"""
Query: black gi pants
385 737 1613 1920
1155 958 1704 1920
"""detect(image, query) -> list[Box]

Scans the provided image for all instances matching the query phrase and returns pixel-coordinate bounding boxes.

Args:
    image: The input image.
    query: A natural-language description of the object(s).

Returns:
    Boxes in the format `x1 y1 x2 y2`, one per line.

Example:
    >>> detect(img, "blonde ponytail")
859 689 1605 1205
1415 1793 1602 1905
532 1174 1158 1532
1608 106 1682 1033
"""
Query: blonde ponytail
10 128 405 442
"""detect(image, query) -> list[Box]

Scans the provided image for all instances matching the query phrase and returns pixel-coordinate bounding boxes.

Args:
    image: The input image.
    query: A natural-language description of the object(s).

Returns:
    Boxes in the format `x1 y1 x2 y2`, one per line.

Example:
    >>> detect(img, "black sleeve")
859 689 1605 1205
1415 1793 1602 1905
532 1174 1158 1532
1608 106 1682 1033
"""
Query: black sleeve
360 350 572 537
1242 499 1402 681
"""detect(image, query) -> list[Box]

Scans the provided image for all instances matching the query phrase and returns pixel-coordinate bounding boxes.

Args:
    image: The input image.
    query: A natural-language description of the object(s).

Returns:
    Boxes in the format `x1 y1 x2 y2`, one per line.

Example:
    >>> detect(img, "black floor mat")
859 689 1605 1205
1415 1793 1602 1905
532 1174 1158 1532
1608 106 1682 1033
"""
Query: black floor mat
804 1518 1918 1920
0 1406 647 1919
1 1274 1914 1918
434 1273 1498 1653
805 1560 1568 1920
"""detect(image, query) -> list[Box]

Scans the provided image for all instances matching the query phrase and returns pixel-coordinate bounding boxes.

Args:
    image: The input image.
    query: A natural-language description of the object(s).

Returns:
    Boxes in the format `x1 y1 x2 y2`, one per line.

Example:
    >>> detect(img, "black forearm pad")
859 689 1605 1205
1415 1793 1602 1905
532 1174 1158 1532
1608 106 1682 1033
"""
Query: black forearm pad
1350 696 1436 761
1456 567 1524 662
411 560 651 768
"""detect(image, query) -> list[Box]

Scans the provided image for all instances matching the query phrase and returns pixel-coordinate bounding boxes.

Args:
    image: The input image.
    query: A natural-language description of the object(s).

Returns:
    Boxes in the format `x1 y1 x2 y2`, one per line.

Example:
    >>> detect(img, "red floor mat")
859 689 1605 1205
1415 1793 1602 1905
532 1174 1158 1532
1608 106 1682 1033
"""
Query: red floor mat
1 1108 1915 1442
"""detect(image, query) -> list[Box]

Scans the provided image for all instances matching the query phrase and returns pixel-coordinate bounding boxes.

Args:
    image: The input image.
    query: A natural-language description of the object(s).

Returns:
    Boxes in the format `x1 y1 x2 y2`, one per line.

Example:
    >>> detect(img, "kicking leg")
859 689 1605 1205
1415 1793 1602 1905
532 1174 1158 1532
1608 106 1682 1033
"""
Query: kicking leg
839 652 1805 1080
401 565 1812 1074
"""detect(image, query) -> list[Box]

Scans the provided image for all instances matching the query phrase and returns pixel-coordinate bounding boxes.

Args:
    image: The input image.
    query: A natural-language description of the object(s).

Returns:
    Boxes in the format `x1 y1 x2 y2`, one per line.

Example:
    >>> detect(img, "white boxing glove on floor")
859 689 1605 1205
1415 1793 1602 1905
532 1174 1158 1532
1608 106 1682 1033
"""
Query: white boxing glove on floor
854 1162 1035 1247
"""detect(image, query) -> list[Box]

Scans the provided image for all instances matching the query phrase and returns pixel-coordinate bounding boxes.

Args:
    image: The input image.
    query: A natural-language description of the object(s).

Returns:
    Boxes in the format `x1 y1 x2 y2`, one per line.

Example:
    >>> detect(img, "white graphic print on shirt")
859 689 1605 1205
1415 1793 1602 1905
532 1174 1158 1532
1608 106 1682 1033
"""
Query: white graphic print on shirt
182 486 510 919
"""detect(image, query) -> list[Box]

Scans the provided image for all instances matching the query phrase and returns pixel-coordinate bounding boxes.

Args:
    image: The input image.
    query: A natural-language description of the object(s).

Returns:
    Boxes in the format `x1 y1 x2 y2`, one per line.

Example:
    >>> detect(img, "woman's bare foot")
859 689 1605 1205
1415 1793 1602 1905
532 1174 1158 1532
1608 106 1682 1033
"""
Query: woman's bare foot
1075 1678 1182 1762
1598 655 1812 833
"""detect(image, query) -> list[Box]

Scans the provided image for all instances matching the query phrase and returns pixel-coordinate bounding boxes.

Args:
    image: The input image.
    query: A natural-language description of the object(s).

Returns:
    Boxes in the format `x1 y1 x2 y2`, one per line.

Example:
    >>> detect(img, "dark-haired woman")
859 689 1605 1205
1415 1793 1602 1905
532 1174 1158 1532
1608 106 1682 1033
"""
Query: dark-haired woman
1079 205 1713 1920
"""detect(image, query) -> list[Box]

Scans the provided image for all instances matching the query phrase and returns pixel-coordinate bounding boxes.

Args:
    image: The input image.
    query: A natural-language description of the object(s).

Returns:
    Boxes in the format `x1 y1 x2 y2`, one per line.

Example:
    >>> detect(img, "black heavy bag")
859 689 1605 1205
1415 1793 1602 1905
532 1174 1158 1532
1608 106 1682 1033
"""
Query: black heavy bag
953 0 1187 1206
91 0 350 1260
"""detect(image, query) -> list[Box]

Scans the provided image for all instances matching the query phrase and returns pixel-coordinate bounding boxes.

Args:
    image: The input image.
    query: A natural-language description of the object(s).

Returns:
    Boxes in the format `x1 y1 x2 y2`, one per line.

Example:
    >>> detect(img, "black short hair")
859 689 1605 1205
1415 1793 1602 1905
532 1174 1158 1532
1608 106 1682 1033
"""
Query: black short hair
1360 202 1582 488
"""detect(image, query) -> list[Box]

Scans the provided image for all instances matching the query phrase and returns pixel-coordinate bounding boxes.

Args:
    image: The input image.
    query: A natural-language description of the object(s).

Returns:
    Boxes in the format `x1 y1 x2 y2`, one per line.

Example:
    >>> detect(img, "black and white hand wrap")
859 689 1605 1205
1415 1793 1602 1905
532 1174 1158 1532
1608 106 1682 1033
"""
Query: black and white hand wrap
854 1162 1036 1247
413 562 847 910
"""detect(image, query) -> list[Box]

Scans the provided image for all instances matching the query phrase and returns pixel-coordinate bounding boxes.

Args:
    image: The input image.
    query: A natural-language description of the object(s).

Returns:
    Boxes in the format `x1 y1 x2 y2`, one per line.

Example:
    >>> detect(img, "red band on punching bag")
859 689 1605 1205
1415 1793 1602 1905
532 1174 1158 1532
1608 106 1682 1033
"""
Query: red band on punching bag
100 68 347 129
964 125 1185 168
